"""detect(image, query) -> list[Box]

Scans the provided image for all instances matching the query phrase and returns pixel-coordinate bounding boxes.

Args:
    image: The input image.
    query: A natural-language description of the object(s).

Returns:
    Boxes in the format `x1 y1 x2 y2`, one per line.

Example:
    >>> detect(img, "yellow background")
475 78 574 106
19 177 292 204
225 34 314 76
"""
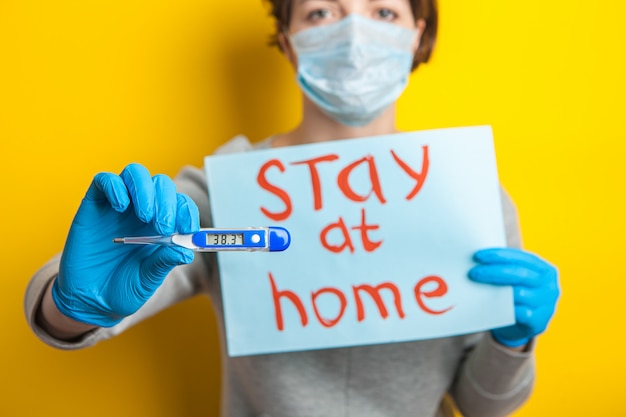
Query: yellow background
1 0 624 415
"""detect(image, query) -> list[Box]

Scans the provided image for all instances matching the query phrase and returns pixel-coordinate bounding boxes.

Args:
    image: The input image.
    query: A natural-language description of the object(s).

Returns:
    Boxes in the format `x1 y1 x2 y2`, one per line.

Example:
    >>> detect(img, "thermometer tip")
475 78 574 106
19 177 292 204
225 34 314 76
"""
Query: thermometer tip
112 238 124 244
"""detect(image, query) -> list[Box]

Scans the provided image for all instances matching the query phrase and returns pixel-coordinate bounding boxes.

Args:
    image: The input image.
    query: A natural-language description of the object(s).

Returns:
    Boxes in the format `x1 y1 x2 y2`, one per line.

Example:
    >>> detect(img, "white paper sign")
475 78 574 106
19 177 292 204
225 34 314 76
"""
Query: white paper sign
205 126 514 357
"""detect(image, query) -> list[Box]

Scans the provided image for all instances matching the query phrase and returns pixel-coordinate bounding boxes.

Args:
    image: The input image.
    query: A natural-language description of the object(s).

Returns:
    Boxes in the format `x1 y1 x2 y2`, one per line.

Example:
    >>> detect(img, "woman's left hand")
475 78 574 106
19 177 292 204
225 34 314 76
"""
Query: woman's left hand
468 248 560 348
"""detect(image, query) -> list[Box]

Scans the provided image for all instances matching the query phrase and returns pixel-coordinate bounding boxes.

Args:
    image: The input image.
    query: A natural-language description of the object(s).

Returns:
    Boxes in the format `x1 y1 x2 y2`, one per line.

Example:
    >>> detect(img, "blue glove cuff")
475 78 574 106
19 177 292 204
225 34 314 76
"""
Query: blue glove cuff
491 331 532 349
51 278 123 328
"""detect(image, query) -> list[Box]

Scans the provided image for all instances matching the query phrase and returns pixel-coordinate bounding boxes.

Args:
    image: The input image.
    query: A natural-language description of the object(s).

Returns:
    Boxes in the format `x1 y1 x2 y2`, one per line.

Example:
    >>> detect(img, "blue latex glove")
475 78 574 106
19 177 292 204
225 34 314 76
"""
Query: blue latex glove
52 163 200 327
468 248 560 348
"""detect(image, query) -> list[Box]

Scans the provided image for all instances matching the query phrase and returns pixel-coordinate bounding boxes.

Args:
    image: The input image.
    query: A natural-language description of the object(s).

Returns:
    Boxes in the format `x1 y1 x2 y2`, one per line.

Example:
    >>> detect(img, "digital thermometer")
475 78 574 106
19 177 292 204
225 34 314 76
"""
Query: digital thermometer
113 227 290 252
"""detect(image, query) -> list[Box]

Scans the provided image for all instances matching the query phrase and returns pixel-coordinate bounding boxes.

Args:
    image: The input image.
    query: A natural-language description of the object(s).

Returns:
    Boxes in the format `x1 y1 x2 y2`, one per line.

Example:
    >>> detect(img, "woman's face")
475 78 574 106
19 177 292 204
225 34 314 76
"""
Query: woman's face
288 0 418 35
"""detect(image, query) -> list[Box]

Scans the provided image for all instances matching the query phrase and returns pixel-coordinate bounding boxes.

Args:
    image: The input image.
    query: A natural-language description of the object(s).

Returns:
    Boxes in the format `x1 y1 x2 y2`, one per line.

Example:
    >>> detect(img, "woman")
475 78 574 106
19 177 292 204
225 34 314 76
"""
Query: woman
25 0 559 415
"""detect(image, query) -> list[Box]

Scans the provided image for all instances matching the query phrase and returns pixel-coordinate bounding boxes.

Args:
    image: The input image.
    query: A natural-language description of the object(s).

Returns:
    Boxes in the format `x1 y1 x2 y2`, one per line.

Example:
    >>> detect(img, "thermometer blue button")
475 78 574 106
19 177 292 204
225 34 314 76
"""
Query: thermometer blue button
269 227 290 252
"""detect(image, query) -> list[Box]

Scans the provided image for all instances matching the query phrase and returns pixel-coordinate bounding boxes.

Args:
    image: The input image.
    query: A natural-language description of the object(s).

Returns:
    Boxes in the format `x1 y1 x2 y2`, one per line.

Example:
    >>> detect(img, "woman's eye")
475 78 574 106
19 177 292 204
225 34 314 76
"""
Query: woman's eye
307 9 332 22
376 8 397 20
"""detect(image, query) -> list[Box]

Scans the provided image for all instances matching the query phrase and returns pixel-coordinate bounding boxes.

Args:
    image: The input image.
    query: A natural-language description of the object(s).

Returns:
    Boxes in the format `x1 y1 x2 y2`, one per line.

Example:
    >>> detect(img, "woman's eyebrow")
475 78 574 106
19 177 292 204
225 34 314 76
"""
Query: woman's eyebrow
299 0 338 4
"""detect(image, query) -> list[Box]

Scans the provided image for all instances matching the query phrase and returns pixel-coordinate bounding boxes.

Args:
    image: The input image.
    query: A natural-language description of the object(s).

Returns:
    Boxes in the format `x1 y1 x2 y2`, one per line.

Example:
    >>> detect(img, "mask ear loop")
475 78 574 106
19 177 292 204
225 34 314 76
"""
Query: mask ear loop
279 25 298 66
276 24 290 52
281 25 291 42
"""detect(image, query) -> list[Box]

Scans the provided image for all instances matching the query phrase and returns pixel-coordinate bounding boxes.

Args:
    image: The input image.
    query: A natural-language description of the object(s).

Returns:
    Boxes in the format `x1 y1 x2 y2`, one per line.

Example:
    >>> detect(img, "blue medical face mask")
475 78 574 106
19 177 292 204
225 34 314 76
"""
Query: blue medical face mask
289 14 417 127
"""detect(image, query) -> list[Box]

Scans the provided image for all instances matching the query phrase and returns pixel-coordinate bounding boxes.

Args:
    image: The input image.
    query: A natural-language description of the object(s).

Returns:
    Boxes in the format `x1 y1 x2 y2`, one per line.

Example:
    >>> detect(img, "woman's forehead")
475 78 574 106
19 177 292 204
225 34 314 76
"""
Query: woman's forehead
293 0 412 6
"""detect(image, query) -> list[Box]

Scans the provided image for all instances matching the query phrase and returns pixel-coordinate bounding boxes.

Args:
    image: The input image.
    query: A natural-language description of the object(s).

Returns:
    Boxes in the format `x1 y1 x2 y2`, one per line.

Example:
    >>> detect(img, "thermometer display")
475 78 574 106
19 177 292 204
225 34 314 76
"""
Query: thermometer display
206 233 244 246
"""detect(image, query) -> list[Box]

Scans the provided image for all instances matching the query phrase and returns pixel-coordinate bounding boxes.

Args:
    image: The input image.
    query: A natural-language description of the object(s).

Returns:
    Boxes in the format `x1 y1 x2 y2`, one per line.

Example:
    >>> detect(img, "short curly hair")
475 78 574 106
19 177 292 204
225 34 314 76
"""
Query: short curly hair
263 0 438 71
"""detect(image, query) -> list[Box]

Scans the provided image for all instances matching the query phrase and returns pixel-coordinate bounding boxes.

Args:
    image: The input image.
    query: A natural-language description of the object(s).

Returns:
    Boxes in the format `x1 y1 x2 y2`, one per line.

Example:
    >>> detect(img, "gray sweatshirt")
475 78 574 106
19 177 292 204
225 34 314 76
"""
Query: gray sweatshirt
24 136 535 417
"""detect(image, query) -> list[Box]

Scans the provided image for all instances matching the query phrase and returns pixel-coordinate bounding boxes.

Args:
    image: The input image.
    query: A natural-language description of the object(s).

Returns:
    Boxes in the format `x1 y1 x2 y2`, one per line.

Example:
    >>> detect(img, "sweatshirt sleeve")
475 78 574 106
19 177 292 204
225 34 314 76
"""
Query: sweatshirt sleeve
23 165 215 350
447 187 535 416
449 333 535 417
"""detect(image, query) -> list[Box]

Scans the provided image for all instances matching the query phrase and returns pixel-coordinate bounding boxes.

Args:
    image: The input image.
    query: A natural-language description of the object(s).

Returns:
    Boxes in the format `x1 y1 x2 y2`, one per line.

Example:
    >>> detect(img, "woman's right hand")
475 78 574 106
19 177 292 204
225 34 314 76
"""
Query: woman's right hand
51 163 200 327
